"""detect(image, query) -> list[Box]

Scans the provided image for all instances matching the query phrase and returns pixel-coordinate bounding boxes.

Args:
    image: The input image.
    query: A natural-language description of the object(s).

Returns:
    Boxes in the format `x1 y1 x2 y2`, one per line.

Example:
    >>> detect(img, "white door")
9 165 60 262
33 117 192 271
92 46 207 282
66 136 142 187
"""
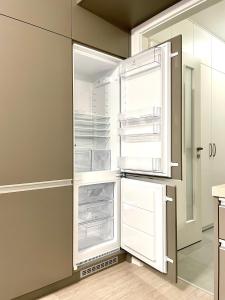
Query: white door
119 42 172 177
121 177 167 273
177 55 202 249
212 69 225 186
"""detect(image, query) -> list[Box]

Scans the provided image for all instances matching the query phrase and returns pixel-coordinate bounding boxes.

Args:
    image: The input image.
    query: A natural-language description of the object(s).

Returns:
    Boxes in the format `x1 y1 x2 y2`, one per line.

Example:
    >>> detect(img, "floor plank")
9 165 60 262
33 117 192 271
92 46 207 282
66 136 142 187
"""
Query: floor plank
40 262 213 300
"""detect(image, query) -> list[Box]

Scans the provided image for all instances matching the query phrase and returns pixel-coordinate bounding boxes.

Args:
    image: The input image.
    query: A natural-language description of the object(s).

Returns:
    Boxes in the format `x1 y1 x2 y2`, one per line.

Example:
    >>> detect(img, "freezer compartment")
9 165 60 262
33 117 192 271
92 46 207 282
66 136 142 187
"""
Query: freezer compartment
79 182 114 205
79 218 114 251
79 200 113 223
75 149 111 172
120 157 161 173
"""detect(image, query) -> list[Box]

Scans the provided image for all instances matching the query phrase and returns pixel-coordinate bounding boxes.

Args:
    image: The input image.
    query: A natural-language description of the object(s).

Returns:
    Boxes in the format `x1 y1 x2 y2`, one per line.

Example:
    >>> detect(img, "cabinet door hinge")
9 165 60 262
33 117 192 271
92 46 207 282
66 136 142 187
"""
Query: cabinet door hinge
165 196 173 202
171 52 178 58
166 256 174 264
171 162 179 167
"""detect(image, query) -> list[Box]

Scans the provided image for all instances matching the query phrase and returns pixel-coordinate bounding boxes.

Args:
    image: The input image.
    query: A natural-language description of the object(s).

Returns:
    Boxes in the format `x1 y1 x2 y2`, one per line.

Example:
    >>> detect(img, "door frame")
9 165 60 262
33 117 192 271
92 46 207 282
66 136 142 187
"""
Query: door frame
131 0 221 55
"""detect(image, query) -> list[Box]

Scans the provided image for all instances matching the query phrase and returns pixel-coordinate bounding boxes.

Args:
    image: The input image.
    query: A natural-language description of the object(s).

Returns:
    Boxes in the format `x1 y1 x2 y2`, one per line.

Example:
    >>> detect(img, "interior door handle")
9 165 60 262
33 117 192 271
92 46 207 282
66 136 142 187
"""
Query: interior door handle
209 143 212 158
213 143 217 157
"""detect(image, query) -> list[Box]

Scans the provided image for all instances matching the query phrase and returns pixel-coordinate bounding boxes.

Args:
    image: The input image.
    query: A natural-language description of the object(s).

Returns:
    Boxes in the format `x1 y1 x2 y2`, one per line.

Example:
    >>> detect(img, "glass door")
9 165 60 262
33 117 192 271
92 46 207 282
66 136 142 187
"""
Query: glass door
119 42 172 177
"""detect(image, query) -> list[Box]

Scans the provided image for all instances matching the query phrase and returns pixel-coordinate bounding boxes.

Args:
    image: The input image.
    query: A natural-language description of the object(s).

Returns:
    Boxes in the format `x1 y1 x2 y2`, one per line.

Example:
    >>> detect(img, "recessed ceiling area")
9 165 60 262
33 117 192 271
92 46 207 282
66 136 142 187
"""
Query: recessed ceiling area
190 0 225 42
77 0 182 31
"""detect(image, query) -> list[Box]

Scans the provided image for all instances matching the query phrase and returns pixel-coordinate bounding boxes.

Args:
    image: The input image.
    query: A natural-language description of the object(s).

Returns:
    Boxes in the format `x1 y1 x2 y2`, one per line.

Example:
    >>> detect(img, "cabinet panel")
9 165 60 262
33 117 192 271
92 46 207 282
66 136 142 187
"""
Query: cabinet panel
219 247 225 299
0 0 72 37
0 186 73 300
0 15 72 185
219 206 225 240
72 4 129 58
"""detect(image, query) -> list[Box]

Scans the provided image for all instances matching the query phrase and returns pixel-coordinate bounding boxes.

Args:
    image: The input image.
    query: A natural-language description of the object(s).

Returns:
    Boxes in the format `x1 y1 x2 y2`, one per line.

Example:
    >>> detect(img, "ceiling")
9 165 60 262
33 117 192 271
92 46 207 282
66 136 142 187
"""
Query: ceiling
190 0 225 42
78 0 182 31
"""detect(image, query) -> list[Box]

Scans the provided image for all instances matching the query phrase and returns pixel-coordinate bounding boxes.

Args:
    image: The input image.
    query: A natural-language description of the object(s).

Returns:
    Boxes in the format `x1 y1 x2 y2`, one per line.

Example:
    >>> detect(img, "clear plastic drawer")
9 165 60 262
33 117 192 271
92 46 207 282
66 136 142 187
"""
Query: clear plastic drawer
79 201 113 223
79 218 114 251
79 182 114 205
92 150 111 171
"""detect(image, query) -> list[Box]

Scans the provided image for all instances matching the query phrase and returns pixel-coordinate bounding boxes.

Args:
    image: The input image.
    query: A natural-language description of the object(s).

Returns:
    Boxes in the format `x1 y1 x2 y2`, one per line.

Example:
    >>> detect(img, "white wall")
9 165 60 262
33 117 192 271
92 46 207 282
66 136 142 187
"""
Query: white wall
148 19 225 229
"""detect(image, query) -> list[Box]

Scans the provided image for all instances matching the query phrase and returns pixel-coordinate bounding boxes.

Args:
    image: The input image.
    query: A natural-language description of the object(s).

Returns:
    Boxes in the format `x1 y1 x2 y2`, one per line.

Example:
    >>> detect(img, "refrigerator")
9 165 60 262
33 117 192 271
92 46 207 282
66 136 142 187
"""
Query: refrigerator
73 38 181 278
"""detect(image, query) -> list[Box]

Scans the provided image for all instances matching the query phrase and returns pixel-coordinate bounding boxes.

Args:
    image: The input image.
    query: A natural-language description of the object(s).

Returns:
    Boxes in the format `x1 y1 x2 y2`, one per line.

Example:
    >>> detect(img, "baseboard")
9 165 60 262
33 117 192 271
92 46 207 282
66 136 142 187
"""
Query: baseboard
13 250 127 300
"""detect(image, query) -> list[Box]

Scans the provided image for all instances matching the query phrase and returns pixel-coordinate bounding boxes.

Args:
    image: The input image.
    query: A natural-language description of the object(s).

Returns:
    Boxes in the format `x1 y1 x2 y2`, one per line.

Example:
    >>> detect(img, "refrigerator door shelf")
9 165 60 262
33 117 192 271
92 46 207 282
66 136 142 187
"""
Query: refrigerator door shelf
120 47 161 77
119 107 161 127
120 157 162 173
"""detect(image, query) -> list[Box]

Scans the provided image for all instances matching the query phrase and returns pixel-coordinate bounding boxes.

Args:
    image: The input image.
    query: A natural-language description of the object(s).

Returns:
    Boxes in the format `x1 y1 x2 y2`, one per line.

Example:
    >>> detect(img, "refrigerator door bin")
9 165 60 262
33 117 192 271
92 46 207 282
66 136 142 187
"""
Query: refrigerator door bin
119 107 161 127
120 157 162 173
79 200 113 223
79 218 114 251
79 182 114 205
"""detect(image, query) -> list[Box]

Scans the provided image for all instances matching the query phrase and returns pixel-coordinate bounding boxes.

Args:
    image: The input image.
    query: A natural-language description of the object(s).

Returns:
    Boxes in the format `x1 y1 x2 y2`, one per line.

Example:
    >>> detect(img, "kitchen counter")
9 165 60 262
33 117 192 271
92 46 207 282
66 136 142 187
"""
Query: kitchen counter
212 184 225 198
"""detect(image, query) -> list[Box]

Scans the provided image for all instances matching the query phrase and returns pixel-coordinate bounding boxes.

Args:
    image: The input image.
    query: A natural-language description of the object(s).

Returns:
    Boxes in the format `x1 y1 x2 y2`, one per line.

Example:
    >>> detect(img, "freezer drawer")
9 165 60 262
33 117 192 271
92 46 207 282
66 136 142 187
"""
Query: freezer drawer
79 182 114 204
79 218 114 251
79 200 113 223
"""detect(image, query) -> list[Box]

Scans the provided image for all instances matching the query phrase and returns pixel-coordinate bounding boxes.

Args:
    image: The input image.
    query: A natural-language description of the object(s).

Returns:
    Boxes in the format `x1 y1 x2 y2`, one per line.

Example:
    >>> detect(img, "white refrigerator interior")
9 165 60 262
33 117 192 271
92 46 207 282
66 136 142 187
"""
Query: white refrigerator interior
73 44 121 267
73 42 172 272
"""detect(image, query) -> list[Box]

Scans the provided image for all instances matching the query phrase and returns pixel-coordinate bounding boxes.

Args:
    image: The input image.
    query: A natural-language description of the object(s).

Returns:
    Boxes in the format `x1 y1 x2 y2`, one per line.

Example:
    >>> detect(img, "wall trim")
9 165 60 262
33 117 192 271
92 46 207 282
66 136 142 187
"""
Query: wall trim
131 0 220 55
0 179 73 194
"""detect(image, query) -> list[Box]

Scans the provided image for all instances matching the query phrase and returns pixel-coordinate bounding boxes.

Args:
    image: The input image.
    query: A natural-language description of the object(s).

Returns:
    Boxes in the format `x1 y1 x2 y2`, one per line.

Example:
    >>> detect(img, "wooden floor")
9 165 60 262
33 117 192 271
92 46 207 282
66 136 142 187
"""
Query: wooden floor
40 262 213 300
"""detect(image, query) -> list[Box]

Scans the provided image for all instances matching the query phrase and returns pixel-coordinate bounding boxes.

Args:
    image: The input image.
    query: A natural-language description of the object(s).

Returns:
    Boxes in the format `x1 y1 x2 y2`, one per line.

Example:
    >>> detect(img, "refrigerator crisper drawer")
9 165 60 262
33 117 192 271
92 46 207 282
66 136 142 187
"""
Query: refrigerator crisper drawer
79 182 114 204
79 218 114 251
122 224 155 261
75 149 111 172
79 201 113 223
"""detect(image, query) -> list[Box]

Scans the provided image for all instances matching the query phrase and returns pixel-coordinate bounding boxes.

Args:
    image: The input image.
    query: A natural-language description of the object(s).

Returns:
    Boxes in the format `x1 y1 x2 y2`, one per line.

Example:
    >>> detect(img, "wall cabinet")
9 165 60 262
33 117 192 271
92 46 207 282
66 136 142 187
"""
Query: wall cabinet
72 3 130 58
0 186 73 300
0 0 72 37
0 15 73 185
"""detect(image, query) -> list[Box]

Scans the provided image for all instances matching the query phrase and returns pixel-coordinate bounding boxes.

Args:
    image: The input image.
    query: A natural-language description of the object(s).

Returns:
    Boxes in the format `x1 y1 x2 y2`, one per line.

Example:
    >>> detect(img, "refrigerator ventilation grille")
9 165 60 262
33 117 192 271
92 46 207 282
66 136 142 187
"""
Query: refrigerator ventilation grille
80 256 118 278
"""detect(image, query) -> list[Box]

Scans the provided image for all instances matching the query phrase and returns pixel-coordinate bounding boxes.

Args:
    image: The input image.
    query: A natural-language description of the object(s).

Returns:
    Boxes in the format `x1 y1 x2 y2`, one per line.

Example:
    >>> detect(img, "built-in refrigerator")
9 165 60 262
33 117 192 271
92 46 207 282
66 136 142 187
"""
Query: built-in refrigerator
73 38 181 279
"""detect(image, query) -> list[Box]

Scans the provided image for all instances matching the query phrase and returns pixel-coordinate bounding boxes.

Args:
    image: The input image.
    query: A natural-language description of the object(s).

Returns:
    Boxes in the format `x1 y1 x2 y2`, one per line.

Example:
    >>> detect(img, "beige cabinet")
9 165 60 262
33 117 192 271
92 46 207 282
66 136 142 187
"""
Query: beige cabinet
0 186 73 300
72 3 129 58
0 15 72 185
0 0 72 37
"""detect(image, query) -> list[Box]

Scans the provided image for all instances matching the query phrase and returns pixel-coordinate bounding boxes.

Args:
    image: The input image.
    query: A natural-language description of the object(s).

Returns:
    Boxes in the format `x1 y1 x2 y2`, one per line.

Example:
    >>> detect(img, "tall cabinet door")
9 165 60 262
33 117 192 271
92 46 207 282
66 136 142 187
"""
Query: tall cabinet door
212 70 225 187
0 187 73 300
119 36 182 179
121 177 177 282
0 15 73 185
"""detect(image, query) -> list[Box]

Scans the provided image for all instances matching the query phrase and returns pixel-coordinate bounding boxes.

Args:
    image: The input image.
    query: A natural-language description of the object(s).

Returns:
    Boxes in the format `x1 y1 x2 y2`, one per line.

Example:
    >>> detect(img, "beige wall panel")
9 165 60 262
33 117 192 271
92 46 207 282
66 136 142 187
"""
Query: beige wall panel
0 186 73 300
0 15 73 185
72 3 130 58
0 0 72 37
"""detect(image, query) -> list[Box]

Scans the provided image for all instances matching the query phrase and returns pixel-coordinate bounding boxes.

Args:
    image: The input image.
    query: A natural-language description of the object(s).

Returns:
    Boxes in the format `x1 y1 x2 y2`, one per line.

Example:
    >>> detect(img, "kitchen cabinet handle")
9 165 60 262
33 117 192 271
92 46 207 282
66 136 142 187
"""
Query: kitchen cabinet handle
209 143 212 157
213 143 217 157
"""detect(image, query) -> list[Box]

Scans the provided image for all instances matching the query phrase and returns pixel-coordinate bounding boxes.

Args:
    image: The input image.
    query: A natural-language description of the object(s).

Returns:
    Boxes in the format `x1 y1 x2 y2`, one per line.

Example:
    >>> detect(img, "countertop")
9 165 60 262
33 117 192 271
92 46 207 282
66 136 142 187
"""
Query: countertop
212 184 225 198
